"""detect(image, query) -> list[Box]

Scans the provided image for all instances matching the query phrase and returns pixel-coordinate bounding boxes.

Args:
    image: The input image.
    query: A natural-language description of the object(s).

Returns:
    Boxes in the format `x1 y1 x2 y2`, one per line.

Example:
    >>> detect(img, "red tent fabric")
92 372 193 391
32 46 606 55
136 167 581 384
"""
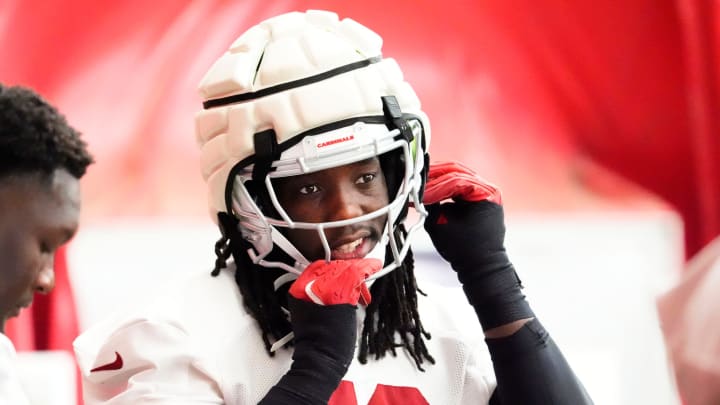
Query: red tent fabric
1 0 717 257
1 2 719 403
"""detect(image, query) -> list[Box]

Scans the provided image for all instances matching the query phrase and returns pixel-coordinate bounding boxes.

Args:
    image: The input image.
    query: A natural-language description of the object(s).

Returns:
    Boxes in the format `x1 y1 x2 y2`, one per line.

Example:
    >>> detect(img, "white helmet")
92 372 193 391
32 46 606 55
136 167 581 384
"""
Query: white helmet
195 10 431 281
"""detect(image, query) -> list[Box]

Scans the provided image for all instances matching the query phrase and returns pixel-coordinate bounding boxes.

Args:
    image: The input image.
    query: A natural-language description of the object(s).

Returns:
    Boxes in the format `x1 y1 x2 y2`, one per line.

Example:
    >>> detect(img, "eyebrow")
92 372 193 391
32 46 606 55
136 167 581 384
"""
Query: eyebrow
353 157 379 166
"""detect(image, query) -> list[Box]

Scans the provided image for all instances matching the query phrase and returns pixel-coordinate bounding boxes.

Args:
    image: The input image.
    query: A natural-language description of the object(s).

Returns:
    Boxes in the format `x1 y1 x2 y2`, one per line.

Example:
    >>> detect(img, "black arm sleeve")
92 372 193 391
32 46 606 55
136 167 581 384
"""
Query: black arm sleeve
486 319 593 405
259 297 356 405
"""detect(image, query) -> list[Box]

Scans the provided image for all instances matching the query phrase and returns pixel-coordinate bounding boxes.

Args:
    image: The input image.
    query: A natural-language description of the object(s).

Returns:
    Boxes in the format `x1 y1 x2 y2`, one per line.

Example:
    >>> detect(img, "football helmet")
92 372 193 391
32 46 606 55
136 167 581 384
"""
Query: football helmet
195 10 431 281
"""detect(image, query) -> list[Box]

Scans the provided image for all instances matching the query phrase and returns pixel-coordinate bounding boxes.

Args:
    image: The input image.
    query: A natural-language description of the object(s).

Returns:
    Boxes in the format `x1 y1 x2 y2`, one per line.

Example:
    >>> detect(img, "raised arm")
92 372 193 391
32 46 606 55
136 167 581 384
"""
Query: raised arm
259 259 381 404
422 161 592 404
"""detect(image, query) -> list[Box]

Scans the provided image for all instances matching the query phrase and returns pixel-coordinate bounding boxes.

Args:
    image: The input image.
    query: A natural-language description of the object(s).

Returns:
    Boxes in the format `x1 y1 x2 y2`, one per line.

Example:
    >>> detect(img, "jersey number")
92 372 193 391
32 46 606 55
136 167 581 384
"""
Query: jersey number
329 381 429 405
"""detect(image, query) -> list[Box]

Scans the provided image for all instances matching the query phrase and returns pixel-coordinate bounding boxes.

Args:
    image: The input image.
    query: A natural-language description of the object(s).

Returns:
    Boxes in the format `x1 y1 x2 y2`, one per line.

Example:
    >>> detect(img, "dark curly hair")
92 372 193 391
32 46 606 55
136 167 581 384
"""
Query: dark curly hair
0 84 94 180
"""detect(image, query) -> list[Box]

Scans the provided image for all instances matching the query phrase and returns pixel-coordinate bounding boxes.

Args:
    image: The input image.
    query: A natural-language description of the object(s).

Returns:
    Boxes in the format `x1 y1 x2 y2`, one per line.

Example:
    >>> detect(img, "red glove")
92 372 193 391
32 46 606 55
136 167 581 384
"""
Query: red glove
422 161 534 331
289 259 383 306
423 161 502 205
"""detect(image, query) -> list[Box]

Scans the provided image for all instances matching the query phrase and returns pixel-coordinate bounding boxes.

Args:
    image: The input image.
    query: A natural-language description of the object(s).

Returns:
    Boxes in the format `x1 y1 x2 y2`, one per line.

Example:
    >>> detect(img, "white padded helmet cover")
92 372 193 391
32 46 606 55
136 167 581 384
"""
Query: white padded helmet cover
195 10 430 222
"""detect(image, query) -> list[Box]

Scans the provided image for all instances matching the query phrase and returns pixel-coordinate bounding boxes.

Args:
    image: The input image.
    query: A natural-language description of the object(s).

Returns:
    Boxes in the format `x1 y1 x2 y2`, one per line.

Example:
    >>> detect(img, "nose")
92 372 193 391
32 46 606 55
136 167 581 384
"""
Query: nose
326 183 364 222
34 260 56 295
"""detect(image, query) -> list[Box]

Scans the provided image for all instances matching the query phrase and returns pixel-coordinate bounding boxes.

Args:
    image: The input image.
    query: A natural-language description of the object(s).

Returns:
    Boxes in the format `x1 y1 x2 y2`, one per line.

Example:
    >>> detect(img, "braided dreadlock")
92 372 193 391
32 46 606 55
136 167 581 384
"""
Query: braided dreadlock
358 223 435 371
213 212 292 354
212 212 435 370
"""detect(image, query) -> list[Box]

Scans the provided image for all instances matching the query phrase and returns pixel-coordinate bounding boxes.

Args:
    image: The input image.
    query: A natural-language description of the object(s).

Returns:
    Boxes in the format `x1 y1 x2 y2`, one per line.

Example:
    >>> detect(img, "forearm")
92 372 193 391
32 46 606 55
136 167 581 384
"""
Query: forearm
259 357 346 405
469 273 592 404
463 262 591 403
259 297 355 405
486 319 593 405
483 318 533 338
421 164 592 403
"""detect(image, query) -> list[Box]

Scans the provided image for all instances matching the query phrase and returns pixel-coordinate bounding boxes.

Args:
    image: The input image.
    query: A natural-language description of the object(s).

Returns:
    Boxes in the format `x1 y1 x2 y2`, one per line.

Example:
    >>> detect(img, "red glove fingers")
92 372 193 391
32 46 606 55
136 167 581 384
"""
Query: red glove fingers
426 161 477 178
289 259 383 306
423 161 502 205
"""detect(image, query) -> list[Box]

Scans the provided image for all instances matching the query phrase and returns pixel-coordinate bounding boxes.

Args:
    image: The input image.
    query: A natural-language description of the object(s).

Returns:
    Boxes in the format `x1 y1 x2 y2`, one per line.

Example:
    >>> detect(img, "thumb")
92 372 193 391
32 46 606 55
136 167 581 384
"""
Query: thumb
423 203 446 231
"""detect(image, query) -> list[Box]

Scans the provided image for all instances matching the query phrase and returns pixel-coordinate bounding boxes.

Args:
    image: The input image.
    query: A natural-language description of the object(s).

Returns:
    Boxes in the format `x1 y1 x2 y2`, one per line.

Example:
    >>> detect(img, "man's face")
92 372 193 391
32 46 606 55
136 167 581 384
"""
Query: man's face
272 157 389 262
0 169 80 333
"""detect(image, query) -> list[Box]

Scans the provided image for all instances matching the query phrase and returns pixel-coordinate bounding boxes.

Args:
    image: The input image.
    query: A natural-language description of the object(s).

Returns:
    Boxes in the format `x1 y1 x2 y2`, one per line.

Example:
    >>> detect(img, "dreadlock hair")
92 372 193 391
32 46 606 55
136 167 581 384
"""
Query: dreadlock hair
0 84 94 182
358 222 435 370
212 212 435 371
213 212 293 354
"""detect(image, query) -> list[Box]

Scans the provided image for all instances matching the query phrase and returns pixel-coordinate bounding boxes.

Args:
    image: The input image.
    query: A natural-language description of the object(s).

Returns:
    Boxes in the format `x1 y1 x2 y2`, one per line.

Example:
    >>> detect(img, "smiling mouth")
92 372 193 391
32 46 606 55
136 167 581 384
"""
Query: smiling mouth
335 238 362 253
331 237 374 260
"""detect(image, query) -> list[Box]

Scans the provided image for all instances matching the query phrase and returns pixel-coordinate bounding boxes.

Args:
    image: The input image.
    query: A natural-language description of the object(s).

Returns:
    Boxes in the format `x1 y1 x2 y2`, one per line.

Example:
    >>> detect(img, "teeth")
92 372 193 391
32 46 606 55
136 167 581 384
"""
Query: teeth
334 238 363 253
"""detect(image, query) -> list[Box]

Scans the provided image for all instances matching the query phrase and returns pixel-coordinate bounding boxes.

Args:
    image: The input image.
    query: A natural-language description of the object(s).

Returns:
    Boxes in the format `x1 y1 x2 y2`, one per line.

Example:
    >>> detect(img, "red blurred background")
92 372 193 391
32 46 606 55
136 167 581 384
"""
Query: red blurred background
3 0 718 253
1 0 718 402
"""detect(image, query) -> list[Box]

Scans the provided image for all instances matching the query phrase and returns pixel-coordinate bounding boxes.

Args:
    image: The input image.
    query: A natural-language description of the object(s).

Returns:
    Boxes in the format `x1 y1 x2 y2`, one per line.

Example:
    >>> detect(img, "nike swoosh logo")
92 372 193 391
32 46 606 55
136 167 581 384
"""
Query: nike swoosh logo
90 351 124 372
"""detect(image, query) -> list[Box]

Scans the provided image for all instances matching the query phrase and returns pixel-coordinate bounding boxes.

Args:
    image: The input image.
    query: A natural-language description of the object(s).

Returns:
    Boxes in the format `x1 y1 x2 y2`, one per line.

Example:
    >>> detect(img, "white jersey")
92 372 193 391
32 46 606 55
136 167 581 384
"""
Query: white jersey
74 265 496 404
0 333 31 405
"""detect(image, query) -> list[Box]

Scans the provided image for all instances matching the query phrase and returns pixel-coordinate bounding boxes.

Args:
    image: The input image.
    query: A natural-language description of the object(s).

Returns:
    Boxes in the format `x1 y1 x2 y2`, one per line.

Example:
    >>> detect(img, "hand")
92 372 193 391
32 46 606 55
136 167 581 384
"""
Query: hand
289 258 382 306
423 161 502 205
260 259 382 404
422 161 533 331
422 161 506 277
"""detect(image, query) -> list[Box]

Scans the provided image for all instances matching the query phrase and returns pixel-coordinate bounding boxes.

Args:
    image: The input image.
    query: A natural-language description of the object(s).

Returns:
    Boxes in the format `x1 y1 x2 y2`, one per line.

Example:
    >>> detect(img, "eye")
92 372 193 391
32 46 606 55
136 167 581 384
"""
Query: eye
299 184 320 195
356 173 376 184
